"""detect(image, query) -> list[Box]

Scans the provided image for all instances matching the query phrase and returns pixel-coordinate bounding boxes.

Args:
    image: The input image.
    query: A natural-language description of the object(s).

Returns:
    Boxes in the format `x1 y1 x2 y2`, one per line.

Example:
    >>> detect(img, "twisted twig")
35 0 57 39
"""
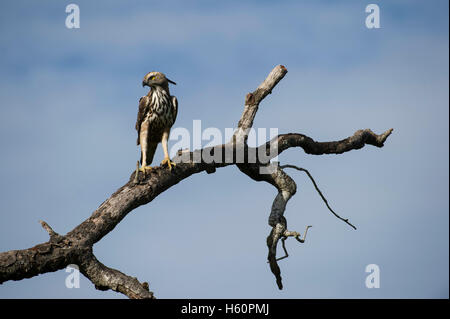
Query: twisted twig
281 164 356 230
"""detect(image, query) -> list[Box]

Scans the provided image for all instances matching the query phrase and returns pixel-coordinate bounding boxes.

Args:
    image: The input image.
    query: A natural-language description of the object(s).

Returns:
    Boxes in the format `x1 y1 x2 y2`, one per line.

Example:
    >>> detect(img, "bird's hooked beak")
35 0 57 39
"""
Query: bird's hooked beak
142 76 176 88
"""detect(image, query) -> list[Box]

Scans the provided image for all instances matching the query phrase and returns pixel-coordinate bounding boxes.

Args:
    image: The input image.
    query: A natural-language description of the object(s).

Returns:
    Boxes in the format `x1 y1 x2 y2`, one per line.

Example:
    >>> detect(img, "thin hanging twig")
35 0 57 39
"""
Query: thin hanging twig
280 164 357 230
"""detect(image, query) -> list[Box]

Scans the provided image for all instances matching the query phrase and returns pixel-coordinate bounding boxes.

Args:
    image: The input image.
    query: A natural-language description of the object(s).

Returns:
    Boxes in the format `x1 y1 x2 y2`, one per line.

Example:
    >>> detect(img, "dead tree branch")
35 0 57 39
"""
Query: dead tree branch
0 65 393 297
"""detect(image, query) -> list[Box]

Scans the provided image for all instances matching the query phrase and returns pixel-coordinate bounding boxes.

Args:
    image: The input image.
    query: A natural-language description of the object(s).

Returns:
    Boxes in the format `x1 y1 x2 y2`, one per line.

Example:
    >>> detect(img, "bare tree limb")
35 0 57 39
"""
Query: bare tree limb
234 65 288 143
262 128 394 159
78 250 153 299
0 65 393 297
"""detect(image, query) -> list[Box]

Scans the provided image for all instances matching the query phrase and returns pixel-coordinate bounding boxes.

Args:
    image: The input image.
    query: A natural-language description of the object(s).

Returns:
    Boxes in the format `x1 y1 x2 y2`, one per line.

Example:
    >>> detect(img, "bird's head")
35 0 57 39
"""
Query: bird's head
142 71 176 89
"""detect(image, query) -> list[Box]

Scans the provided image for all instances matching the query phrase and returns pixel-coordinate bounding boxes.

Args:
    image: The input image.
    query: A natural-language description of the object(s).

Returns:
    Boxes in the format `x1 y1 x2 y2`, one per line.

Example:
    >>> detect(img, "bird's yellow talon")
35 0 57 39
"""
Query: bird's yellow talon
139 166 153 173
161 158 176 170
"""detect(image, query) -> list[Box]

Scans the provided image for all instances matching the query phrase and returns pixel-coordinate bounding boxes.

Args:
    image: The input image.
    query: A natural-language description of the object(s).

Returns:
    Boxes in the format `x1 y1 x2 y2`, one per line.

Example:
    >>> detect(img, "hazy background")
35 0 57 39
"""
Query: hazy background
0 0 448 298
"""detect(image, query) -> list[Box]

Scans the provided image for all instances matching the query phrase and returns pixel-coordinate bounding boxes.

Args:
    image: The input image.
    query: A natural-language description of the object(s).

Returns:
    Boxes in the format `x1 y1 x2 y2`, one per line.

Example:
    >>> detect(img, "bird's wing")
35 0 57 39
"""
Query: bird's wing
171 96 178 125
136 95 150 145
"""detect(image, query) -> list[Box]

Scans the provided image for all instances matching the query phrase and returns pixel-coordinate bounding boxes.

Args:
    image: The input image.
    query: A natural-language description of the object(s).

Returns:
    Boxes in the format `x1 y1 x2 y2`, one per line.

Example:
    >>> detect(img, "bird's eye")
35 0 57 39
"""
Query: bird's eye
150 76 155 80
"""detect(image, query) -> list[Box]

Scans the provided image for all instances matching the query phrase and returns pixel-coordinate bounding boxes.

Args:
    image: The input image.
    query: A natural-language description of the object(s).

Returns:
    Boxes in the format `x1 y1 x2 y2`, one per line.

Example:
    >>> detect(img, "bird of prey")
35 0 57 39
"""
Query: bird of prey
136 71 178 172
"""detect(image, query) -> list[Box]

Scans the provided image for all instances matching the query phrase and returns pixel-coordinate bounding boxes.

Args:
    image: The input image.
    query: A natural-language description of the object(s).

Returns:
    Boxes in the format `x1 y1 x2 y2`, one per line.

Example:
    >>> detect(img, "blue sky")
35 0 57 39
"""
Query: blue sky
0 0 448 298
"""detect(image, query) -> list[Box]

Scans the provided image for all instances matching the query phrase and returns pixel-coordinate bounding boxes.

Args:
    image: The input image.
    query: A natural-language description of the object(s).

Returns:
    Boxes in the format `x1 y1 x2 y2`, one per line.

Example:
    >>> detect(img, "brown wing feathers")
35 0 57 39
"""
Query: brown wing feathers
135 95 150 145
171 96 178 124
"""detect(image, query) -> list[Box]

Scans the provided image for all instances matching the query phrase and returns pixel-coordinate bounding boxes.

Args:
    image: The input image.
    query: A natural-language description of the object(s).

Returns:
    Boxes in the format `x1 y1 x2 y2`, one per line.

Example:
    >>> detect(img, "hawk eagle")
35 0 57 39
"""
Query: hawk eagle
136 71 178 172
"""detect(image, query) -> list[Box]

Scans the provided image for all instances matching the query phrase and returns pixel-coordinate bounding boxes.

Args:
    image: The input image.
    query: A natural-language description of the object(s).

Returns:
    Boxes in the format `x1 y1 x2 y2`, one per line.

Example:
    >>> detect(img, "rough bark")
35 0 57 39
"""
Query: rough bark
0 65 393 298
